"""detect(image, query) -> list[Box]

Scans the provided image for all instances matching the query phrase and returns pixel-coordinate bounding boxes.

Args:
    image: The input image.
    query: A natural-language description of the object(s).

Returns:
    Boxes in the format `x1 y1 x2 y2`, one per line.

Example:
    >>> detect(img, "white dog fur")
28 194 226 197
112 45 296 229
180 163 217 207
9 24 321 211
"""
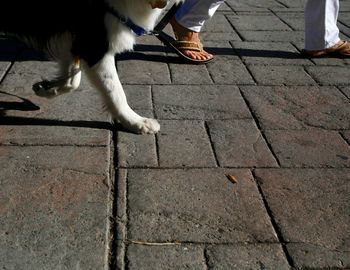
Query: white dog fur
1 0 181 134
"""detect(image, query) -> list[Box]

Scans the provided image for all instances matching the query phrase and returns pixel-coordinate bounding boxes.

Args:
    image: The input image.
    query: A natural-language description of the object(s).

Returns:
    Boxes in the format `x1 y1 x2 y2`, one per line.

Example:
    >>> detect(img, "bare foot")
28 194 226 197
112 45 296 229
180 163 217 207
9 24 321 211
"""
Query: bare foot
170 17 213 62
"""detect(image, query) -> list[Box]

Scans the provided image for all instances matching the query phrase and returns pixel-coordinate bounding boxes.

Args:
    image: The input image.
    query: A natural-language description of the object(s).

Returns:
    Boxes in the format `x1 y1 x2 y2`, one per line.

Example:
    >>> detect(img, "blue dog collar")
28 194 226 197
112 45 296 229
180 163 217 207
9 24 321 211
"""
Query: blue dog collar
105 4 149 36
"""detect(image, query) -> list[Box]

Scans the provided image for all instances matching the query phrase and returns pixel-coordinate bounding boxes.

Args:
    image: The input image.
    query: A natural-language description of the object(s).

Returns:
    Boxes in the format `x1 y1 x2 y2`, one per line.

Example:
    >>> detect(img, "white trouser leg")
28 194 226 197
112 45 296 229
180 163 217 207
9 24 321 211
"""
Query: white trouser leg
304 0 340 50
175 0 224 32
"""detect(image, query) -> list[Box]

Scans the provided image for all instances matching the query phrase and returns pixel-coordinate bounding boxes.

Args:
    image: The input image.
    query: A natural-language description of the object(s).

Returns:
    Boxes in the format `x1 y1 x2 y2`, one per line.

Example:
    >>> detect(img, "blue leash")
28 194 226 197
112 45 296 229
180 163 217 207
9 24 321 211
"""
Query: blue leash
105 2 183 36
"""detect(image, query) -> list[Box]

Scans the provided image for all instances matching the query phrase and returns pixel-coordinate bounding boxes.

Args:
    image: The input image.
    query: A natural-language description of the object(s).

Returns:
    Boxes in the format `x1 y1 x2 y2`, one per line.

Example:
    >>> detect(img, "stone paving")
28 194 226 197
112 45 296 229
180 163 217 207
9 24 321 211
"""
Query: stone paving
1 0 350 269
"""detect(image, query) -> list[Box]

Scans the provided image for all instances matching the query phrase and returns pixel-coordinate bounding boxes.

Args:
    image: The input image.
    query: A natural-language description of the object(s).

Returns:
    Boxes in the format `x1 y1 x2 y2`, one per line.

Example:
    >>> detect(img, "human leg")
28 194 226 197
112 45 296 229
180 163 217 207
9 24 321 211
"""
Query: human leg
167 0 224 62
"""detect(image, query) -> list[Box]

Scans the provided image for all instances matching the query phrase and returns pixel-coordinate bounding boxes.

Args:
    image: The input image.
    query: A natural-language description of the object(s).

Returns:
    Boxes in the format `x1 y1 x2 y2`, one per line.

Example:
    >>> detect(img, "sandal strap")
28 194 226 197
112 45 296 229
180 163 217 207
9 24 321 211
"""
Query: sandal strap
172 40 203 52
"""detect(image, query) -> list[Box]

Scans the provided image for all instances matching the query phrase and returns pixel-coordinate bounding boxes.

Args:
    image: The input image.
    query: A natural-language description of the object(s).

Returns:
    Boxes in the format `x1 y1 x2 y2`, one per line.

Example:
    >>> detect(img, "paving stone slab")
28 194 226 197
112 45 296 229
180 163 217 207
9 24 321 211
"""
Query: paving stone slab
201 14 236 33
0 61 11 81
255 169 350 253
206 244 290 270
231 41 310 65
117 59 171 85
227 14 291 31
116 38 170 85
126 244 206 270
0 61 110 122
205 40 240 61
306 66 350 86
157 120 216 167
169 64 213 85
0 146 110 270
207 60 255 85
339 12 350 28
127 169 277 243
239 30 304 43
287 243 350 269
207 120 278 167
124 84 154 118
342 130 350 145
264 129 350 167
201 32 241 42
248 65 317 86
276 0 304 8
153 85 251 120
226 0 285 11
274 12 305 31
117 132 157 167
0 125 110 146
340 86 350 99
240 86 350 130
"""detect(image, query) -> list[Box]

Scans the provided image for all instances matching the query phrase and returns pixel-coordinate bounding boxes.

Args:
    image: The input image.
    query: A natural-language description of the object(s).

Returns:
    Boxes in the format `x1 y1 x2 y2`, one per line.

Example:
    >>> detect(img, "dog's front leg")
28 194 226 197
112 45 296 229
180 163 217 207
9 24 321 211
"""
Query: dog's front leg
84 54 160 134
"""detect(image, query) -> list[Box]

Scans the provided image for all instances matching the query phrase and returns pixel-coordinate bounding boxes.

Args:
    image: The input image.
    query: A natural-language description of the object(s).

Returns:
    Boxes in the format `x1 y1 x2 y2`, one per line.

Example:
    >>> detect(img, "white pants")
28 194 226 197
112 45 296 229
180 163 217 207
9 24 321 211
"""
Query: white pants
175 0 341 50
175 0 224 32
305 0 340 50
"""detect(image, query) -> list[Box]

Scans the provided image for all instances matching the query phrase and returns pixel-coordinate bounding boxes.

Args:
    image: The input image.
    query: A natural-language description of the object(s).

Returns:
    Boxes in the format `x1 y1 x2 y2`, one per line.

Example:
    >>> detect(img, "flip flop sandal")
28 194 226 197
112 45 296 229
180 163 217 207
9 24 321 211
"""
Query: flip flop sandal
302 40 350 58
156 31 214 64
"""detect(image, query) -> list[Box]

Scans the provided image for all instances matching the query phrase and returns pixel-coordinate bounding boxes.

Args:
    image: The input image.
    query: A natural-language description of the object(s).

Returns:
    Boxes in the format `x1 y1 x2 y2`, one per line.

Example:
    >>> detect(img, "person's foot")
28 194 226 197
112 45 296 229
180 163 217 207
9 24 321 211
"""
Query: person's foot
170 17 213 62
302 40 350 58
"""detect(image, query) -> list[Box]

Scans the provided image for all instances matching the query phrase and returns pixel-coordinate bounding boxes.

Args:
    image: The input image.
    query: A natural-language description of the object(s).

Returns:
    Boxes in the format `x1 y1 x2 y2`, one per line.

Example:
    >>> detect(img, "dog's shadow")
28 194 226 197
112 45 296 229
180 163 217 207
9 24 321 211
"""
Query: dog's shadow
0 91 116 131
0 91 40 116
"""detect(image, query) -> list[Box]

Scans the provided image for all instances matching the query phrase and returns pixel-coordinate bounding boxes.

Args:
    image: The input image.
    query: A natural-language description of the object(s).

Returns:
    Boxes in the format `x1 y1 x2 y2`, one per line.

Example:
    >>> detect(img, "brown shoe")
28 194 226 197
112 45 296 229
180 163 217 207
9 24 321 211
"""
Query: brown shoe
302 40 350 58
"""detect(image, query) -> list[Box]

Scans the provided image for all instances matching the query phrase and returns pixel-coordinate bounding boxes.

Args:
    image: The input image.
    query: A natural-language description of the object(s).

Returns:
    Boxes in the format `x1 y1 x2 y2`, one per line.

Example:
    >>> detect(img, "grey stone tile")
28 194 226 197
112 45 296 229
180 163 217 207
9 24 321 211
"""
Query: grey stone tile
157 120 216 167
124 85 154 118
340 86 350 99
206 244 290 269
201 32 241 42
255 169 350 251
117 59 171 84
207 120 278 167
117 132 157 167
265 129 350 167
0 126 110 146
0 145 110 175
306 66 350 86
239 30 304 43
0 62 11 81
342 130 350 145
0 146 109 269
339 12 350 28
274 12 305 31
127 245 206 270
287 243 350 269
226 0 285 11
205 40 240 61
207 60 255 85
248 65 316 86
231 41 310 65
240 86 350 130
169 64 212 85
127 168 277 243
227 14 291 31
202 14 236 33
153 85 251 120
275 0 304 8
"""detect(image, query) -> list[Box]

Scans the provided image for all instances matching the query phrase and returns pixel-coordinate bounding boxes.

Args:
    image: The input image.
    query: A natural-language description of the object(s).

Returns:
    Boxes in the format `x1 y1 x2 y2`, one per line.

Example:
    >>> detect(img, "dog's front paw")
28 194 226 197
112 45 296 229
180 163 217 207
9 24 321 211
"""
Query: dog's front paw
32 80 58 98
126 117 160 134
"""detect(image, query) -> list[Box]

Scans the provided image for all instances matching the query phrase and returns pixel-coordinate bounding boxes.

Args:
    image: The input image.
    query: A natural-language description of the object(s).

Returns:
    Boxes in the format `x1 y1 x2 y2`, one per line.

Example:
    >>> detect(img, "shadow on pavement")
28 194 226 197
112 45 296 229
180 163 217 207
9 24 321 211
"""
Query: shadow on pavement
0 115 114 130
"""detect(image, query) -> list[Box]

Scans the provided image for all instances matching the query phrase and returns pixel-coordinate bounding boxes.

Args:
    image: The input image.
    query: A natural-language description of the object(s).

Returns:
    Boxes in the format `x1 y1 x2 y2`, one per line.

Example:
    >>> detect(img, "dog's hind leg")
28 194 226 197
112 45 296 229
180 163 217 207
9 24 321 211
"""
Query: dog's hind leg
84 54 160 134
33 57 82 98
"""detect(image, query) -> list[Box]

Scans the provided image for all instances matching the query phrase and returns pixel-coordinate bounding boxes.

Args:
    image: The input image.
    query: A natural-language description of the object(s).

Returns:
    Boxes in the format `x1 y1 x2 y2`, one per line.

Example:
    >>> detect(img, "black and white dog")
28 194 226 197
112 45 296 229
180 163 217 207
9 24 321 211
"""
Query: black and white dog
0 0 178 134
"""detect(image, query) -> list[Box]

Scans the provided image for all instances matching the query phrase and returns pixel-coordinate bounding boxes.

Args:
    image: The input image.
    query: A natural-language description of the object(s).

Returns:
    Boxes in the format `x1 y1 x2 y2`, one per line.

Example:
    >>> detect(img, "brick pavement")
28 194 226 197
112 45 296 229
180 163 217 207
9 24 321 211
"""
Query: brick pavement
1 0 350 269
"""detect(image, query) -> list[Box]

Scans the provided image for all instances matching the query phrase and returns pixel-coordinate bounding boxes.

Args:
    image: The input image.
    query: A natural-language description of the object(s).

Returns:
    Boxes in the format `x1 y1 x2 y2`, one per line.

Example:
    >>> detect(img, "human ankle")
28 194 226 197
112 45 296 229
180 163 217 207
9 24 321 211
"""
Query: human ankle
170 17 199 42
